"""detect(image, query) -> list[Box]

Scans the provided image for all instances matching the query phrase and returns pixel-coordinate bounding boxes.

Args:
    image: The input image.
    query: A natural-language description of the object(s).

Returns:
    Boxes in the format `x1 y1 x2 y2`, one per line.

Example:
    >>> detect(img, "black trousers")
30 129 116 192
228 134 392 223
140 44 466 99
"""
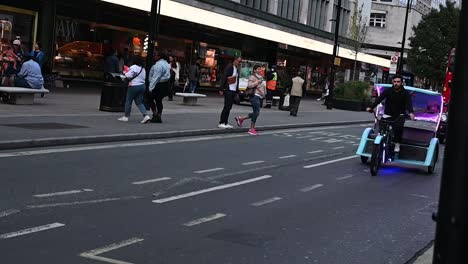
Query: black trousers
150 81 169 116
266 89 273 105
289 96 301 115
383 116 405 143
219 90 237 124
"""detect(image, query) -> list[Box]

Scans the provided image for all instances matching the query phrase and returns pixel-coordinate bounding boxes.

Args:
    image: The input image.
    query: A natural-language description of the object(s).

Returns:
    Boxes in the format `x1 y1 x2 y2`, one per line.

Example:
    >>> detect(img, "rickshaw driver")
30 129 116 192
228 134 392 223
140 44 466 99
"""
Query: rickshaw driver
366 75 415 152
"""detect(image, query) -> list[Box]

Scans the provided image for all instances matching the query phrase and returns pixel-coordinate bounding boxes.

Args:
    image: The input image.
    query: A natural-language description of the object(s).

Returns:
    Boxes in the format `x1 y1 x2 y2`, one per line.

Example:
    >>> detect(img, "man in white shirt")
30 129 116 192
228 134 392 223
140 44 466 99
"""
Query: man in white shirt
218 56 242 129
289 72 305 116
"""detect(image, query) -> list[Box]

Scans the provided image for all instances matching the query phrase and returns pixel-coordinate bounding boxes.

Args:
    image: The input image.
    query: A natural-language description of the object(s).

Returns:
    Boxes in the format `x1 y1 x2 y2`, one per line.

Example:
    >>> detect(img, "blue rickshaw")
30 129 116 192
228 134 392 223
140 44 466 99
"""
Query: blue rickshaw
356 84 442 176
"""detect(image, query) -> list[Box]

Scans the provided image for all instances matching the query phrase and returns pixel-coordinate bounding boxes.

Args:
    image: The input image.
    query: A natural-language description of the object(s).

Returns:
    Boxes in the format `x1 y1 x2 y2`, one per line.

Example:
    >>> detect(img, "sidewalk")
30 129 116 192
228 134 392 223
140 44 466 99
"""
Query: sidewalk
0 87 373 150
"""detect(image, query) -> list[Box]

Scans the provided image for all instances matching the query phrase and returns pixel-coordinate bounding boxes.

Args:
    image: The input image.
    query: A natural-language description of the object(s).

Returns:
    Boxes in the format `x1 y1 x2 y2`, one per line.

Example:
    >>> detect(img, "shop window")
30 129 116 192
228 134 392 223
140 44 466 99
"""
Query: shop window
0 6 36 56
370 13 386 28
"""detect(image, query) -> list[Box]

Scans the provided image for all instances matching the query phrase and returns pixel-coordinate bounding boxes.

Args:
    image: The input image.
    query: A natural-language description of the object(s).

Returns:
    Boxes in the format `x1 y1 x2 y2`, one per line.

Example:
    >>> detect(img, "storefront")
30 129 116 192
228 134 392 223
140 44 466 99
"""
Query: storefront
0 5 38 78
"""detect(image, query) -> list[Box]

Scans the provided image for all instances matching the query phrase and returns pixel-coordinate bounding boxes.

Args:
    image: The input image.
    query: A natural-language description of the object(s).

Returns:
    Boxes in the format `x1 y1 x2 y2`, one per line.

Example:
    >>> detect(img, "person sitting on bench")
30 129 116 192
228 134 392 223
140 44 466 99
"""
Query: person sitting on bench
14 54 44 89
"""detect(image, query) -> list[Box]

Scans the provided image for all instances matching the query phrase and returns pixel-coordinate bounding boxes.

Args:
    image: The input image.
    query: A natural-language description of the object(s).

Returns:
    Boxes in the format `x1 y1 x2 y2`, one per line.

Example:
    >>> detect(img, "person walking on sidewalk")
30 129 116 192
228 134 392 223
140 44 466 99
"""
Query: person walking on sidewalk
289 71 305 117
218 56 242 129
118 56 151 123
148 52 171 123
264 65 278 108
235 64 266 135
168 56 177 101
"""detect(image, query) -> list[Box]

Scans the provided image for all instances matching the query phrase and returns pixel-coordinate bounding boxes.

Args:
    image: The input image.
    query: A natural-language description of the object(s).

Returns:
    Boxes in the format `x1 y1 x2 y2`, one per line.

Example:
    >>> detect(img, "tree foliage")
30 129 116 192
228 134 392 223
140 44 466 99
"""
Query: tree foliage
349 2 368 80
408 1 459 85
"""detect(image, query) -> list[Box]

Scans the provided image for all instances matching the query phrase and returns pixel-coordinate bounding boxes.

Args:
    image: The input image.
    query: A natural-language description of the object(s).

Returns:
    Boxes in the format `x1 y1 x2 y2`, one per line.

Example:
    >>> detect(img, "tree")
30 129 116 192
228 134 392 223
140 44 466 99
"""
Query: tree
349 1 368 81
408 1 459 88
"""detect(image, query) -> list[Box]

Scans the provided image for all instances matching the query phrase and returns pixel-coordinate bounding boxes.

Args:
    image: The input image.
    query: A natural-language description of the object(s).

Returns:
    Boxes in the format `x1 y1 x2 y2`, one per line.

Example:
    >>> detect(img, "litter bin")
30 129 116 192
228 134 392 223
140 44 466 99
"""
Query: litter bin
100 72 128 112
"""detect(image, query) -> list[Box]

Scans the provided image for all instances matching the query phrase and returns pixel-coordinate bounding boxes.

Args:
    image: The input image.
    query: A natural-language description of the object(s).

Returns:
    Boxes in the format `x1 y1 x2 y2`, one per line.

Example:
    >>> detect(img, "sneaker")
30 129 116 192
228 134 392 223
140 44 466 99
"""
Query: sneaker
235 116 243 127
218 123 228 129
118 116 129 122
248 128 258 136
225 124 234 129
394 143 400 152
141 115 151 124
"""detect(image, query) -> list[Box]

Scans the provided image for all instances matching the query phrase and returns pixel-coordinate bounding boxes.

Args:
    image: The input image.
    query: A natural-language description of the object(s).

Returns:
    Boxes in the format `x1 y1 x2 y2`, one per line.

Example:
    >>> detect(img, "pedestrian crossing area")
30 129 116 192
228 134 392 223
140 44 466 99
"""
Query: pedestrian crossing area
272 130 363 146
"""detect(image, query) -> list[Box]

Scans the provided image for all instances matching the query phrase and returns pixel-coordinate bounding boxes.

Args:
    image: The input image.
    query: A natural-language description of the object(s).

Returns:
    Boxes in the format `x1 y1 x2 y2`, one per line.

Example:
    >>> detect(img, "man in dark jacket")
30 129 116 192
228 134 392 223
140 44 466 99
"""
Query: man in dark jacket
366 74 415 152
218 56 242 128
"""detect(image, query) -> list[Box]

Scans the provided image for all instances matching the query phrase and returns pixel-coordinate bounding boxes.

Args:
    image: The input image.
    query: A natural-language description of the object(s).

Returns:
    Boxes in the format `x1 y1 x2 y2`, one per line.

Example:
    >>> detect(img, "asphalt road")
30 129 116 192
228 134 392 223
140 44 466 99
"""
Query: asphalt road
0 124 442 264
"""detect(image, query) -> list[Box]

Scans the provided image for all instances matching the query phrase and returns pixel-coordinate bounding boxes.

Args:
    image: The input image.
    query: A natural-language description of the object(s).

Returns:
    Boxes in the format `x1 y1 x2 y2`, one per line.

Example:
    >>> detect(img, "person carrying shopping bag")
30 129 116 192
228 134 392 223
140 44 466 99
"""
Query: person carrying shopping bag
118 56 151 123
234 65 266 136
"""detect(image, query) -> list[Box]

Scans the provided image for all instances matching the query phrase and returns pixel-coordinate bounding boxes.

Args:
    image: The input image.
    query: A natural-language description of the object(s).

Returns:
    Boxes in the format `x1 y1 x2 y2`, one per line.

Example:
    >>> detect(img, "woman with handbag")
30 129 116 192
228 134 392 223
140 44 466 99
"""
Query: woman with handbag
118 56 151 123
234 65 266 136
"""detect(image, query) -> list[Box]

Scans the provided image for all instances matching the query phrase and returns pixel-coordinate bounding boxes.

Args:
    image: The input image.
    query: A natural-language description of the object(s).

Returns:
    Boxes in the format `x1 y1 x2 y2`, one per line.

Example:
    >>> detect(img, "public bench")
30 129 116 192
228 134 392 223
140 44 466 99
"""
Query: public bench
0 87 50 105
175 92 207 106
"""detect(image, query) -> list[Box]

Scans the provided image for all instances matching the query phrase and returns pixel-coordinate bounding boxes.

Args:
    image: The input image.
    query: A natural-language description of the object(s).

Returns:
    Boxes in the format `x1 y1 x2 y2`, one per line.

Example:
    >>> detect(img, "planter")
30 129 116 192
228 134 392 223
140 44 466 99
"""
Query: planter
333 98 366 111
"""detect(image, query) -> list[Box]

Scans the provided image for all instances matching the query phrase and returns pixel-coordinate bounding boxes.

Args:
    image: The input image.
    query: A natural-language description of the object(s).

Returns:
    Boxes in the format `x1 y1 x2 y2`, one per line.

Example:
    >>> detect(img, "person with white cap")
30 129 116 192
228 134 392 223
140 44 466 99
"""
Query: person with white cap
1 39 24 86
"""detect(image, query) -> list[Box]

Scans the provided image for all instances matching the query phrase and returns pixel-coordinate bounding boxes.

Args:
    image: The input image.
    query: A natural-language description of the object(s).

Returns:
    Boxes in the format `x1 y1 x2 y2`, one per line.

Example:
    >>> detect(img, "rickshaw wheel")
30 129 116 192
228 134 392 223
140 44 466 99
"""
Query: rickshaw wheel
370 144 382 176
428 144 439 174
360 156 368 164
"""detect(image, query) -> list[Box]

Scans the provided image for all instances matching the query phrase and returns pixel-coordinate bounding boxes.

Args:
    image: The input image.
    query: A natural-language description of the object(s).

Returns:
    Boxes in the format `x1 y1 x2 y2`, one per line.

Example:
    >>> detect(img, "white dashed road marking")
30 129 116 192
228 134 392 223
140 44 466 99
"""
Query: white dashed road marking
308 150 324 154
183 213 226 227
304 155 358 169
279 155 297 159
300 184 324 192
153 175 272 203
333 146 345 150
337 175 354 180
242 160 265 165
194 168 224 174
34 189 94 198
79 237 144 264
251 197 282 206
0 223 65 240
0 209 20 218
132 177 171 185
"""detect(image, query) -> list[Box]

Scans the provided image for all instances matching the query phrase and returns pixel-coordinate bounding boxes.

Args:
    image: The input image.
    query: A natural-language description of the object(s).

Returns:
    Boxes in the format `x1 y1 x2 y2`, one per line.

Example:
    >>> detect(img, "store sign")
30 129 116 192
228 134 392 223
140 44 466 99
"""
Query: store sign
56 19 79 42
334 57 341 66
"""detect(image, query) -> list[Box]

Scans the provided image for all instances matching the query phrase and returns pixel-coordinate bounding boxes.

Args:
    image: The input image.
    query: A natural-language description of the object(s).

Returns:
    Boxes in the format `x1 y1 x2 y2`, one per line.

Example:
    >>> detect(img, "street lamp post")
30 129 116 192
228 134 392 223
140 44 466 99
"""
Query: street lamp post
326 0 343 110
399 0 413 72
145 0 161 84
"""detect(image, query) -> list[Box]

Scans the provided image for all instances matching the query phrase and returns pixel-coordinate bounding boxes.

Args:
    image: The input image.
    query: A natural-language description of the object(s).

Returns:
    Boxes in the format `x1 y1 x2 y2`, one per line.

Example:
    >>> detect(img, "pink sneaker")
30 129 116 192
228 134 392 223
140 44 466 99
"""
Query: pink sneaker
235 116 243 127
248 128 258 136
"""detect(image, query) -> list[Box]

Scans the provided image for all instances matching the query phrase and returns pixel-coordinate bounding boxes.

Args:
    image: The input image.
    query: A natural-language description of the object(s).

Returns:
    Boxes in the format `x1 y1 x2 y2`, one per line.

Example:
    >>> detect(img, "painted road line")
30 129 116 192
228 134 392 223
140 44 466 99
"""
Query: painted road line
332 146 345 150
410 194 431 199
194 168 224 174
0 209 20 218
304 155 358 169
34 189 94 198
251 197 282 207
0 223 65 240
132 177 171 185
242 160 265 166
303 153 343 162
307 150 324 154
183 213 226 227
27 196 141 209
296 135 318 139
324 139 344 143
279 155 297 159
300 184 324 192
208 165 278 180
309 137 326 141
337 175 354 181
153 175 272 204
80 237 144 264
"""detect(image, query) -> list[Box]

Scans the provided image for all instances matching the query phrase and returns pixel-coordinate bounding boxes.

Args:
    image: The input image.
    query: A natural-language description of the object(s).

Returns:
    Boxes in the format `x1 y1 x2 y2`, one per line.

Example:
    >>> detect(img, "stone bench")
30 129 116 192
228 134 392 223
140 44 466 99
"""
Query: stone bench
0 87 50 105
175 92 207 105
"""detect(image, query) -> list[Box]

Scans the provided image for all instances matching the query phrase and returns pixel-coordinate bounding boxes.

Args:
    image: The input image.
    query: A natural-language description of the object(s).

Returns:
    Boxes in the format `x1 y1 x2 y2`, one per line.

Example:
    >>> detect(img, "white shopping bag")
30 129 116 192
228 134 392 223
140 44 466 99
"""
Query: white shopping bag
283 94 290 107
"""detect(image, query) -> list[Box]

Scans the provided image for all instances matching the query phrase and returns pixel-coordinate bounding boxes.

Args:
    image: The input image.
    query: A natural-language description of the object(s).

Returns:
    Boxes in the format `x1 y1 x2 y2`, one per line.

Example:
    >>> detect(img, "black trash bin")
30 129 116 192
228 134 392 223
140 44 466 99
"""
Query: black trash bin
100 73 128 112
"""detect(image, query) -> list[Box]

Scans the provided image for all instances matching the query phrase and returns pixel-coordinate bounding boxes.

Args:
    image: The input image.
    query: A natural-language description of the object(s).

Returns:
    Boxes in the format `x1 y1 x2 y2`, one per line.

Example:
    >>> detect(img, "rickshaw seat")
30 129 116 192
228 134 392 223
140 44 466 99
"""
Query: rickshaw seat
401 126 435 147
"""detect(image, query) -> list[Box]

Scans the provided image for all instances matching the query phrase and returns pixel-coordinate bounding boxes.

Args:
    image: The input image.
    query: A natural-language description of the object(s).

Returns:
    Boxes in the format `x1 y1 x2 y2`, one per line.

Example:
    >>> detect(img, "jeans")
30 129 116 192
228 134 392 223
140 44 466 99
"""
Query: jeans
189 80 197 93
248 96 261 123
219 90 237 124
151 81 170 116
125 84 147 117
14 76 32 88
383 115 405 143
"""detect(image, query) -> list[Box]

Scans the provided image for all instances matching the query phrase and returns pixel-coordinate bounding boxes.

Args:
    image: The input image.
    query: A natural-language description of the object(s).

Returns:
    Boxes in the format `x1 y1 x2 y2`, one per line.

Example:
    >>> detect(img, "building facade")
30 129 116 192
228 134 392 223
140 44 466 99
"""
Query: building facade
1 0 390 92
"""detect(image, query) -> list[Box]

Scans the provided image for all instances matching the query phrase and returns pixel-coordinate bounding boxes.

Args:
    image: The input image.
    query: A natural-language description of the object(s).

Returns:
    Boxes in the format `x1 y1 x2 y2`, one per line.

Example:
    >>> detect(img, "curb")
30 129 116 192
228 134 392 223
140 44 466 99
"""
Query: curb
0 120 371 151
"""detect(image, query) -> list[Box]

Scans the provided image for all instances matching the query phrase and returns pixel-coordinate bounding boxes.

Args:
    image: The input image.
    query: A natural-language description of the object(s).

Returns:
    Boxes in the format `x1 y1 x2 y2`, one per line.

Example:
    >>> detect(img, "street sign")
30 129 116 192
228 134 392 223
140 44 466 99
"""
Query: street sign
334 57 341 66
389 62 397 74
391 55 399 63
